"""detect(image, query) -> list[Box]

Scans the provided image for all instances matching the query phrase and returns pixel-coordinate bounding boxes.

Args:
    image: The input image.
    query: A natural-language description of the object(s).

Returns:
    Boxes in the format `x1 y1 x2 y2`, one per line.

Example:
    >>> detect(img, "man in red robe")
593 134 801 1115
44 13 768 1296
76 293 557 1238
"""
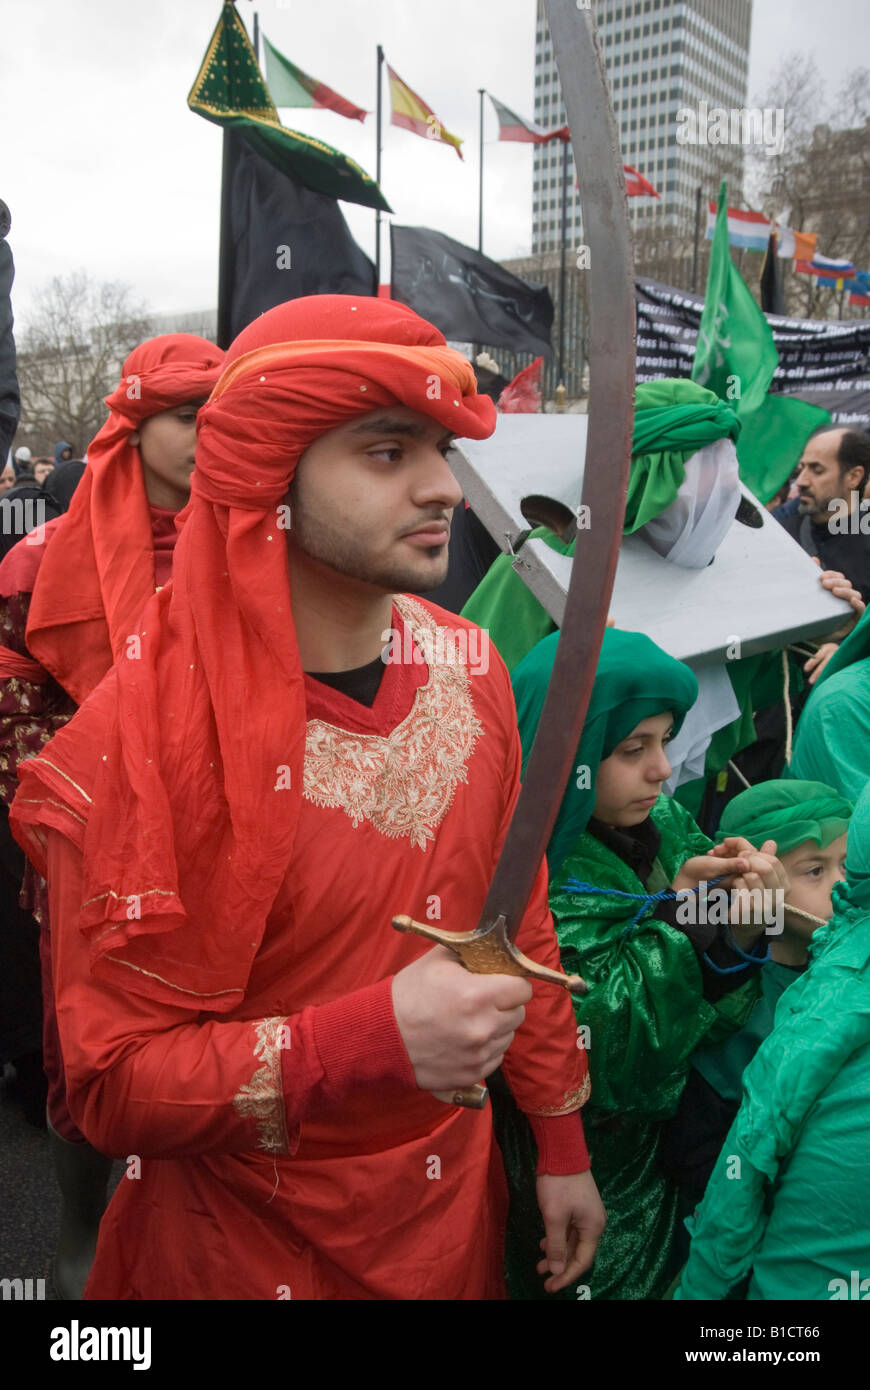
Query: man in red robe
0 332 224 1297
12 297 603 1301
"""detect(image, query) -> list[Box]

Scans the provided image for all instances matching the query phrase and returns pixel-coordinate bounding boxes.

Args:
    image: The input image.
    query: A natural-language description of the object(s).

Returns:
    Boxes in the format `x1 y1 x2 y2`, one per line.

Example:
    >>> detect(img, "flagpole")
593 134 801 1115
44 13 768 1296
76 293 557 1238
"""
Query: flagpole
217 129 235 350
691 184 702 293
375 45 384 291
557 135 568 389
252 10 260 62
478 89 485 252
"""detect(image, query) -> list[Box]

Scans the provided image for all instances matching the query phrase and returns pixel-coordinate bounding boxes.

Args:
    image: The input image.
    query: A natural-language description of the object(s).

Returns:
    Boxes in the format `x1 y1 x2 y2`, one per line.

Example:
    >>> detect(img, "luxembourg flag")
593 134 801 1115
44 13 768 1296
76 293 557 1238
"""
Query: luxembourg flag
705 202 771 252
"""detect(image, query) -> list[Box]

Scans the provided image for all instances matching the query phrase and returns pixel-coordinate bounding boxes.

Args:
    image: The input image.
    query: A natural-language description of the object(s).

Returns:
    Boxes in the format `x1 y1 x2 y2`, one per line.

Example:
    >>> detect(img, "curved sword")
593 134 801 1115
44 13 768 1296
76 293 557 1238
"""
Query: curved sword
393 0 636 1108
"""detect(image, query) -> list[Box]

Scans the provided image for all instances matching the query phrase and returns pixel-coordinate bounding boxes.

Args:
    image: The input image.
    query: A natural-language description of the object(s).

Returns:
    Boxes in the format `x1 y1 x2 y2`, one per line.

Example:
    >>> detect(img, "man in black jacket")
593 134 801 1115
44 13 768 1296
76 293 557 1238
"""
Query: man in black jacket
772 427 870 602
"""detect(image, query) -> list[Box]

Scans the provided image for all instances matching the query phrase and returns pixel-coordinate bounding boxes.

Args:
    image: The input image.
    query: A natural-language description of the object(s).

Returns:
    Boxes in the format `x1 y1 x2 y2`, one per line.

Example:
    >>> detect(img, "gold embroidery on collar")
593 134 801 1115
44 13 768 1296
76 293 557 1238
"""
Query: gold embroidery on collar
233 1018 290 1155
303 596 483 850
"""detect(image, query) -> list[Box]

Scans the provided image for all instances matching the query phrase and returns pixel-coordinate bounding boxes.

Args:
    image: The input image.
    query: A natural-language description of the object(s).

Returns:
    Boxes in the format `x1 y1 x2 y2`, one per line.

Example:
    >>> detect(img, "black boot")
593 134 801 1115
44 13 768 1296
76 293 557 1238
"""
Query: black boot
47 1122 112 1300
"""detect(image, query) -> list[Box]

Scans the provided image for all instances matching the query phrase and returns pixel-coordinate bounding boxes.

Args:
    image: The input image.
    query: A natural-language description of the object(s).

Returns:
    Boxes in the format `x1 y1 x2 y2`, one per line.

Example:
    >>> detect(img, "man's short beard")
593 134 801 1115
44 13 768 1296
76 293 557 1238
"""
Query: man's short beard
289 503 449 593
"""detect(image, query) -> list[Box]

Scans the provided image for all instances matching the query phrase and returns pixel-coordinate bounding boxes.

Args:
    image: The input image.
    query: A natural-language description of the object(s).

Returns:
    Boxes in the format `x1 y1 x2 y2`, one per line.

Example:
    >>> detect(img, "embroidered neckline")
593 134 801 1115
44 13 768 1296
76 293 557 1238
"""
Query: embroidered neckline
302 596 483 850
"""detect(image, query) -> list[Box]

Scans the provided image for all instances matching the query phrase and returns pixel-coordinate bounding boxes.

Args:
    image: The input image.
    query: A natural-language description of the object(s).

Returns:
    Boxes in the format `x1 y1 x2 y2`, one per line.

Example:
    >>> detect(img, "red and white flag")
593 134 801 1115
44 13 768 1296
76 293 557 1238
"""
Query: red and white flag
623 164 660 199
488 93 568 144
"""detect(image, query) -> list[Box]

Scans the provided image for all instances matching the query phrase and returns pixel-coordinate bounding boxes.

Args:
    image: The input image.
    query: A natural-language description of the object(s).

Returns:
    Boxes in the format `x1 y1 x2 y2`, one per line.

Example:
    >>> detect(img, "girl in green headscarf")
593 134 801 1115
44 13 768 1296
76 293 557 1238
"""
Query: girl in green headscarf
662 779 853 1231
677 780 870 1301
497 627 786 1301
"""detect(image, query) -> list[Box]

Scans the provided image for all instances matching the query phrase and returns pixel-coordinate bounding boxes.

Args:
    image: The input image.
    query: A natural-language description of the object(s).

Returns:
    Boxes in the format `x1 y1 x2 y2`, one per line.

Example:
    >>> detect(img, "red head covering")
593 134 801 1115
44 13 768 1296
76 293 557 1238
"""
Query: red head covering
21 333 224 703
12 297 496 1011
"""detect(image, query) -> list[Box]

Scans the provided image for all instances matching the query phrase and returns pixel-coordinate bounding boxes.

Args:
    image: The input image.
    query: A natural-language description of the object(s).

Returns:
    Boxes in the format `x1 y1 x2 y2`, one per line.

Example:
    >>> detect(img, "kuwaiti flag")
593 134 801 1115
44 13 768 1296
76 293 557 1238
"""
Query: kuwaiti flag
775 224 817 261
795 253 856 289
624 164 660 198
387 63 463 158
705 202 771 252
488 93 568 144
263 34 367 122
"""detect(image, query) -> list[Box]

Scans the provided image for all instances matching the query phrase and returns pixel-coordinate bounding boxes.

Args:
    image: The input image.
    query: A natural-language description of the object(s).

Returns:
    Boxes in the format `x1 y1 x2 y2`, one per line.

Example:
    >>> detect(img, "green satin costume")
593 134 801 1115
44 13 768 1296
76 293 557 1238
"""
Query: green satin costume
677 780 870 1300
496 628 761 1301
789 604 870 800
689 781 852 1124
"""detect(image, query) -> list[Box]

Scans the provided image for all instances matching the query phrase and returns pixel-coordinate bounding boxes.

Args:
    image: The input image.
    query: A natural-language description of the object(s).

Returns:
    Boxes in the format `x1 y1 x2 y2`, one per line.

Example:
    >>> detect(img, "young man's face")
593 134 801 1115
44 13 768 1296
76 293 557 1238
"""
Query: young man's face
593 712 674 828
130 401 204 510
0 462 14 496
795 430 862 522
287 405 462 593
34 460 54 485
780 832 848 941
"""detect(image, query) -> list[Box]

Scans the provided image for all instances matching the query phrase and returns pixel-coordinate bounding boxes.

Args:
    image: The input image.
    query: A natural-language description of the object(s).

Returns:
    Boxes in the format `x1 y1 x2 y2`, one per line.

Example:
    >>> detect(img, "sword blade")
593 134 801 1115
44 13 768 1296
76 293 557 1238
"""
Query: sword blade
477 0 636 942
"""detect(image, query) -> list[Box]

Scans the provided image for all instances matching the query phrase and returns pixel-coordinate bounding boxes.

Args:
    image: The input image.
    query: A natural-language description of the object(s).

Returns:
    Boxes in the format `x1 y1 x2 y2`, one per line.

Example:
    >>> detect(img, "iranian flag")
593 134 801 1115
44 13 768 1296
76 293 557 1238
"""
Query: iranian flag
263 34 367 123
387 64 463 158
488 93 568 144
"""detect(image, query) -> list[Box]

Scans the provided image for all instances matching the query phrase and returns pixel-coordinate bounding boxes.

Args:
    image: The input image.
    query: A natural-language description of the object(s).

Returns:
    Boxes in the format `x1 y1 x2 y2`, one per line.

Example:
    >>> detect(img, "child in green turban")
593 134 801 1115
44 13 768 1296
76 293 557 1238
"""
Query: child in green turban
677 780 870 1300
496 627 787 1301
662 778 852 1234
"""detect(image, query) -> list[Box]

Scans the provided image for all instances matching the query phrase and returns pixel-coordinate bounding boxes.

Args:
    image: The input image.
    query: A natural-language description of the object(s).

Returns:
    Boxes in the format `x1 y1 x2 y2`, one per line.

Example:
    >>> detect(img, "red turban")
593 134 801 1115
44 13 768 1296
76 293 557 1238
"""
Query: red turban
20 333 224 703
12 297 496 1011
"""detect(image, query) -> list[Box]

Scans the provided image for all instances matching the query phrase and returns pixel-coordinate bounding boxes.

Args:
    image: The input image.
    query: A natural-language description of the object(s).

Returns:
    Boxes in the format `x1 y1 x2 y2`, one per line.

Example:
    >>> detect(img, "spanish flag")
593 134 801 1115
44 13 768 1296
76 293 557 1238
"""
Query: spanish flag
387 63 463 159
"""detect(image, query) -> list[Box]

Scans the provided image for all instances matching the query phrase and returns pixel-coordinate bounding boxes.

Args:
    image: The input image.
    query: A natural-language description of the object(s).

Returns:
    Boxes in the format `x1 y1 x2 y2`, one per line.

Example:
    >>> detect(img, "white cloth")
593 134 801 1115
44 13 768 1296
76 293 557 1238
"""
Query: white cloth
638 438 741 570
664 664 740 792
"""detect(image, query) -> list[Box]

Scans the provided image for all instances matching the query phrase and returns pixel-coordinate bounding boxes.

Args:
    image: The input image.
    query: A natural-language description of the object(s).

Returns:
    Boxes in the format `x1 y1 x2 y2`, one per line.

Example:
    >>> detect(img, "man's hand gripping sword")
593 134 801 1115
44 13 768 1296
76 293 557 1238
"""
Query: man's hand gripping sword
392 0 635 1112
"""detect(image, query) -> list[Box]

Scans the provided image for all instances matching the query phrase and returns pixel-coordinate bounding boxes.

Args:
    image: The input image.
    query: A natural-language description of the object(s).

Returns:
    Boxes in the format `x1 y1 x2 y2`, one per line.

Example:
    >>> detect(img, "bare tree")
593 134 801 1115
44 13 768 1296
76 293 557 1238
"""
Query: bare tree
749 57 870 319
15 272 154 457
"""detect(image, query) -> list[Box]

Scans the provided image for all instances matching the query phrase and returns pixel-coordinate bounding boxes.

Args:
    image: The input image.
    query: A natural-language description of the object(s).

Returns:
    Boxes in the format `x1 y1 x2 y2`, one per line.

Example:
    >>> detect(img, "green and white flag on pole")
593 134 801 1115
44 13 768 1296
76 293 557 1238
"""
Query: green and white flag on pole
693 181 829 502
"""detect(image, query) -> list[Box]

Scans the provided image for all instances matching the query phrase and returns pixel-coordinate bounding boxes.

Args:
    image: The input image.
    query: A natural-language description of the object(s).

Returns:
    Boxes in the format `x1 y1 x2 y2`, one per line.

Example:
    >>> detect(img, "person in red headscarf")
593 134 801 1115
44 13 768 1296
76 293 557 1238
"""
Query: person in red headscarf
11 297 603 1302
0 332 223 1299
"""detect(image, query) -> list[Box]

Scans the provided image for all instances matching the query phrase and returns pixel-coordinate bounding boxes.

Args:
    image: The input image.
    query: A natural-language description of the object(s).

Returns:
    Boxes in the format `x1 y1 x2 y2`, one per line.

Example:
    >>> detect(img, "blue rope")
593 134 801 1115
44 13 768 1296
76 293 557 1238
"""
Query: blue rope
562 873 772 970
561 873 728 936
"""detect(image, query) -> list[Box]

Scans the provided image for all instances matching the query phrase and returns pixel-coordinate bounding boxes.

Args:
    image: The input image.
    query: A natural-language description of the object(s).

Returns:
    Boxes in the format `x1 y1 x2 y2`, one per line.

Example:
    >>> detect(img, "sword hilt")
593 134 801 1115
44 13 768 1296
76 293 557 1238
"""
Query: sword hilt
392 913 587 1110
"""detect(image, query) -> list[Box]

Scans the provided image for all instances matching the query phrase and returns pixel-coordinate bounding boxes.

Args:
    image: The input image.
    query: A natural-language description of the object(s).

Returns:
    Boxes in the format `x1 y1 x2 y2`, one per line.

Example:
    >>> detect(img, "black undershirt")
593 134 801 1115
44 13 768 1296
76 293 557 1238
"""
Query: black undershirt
308 654 387 709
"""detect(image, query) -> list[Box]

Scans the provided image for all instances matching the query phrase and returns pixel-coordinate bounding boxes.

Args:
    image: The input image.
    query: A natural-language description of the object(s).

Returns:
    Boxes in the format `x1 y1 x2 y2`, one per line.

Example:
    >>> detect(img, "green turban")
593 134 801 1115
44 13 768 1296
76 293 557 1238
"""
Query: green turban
625 379 741 533
512 626 698 877
717 779 853 858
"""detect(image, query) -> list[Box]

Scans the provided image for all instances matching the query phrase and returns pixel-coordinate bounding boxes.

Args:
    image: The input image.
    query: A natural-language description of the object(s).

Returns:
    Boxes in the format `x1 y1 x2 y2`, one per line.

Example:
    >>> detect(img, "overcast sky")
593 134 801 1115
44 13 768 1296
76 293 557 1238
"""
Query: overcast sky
3 0 867 329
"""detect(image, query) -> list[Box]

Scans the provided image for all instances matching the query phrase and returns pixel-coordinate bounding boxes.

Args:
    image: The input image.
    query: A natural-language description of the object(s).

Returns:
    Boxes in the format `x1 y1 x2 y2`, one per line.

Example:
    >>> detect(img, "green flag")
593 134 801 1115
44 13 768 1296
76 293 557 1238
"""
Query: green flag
692 181 828 501
188 2 389 212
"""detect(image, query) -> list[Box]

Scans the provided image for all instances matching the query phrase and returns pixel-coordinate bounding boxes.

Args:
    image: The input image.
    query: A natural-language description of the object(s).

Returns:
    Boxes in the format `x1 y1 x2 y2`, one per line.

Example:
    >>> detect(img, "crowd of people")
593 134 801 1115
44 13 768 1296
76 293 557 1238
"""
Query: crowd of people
0 292 869 1302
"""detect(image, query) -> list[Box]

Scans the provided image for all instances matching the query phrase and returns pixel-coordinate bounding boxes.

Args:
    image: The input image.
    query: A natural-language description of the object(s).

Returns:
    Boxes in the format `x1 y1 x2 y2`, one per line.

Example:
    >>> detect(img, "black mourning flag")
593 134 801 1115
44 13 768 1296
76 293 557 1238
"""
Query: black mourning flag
760 233 786 317
218 132 376 346
390 225 553 357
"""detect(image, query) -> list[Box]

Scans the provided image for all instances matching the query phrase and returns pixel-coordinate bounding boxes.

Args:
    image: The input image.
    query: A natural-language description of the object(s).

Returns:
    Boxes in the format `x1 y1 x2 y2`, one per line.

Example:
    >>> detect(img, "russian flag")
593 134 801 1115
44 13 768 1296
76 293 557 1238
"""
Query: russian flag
795 254 856 286
706 201 771 253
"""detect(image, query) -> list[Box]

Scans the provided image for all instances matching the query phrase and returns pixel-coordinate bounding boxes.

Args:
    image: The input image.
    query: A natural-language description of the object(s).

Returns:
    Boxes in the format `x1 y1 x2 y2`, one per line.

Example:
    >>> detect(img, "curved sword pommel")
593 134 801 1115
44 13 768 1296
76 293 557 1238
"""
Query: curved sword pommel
392 913 587 1109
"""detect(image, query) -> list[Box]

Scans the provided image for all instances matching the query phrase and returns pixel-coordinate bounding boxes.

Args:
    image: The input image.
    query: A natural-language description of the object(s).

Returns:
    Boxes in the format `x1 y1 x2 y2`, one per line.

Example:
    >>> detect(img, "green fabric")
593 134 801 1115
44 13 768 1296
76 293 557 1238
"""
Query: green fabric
811 601 870 691
692 181 829 502
734 393 830 506
717 778 853 857
624 379 740 533
692 959 803 1102
788 658 870 802
461 526 566 671
497 793 761 1301
511 627 699 879
676 781 870 1300
188 3 389 212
